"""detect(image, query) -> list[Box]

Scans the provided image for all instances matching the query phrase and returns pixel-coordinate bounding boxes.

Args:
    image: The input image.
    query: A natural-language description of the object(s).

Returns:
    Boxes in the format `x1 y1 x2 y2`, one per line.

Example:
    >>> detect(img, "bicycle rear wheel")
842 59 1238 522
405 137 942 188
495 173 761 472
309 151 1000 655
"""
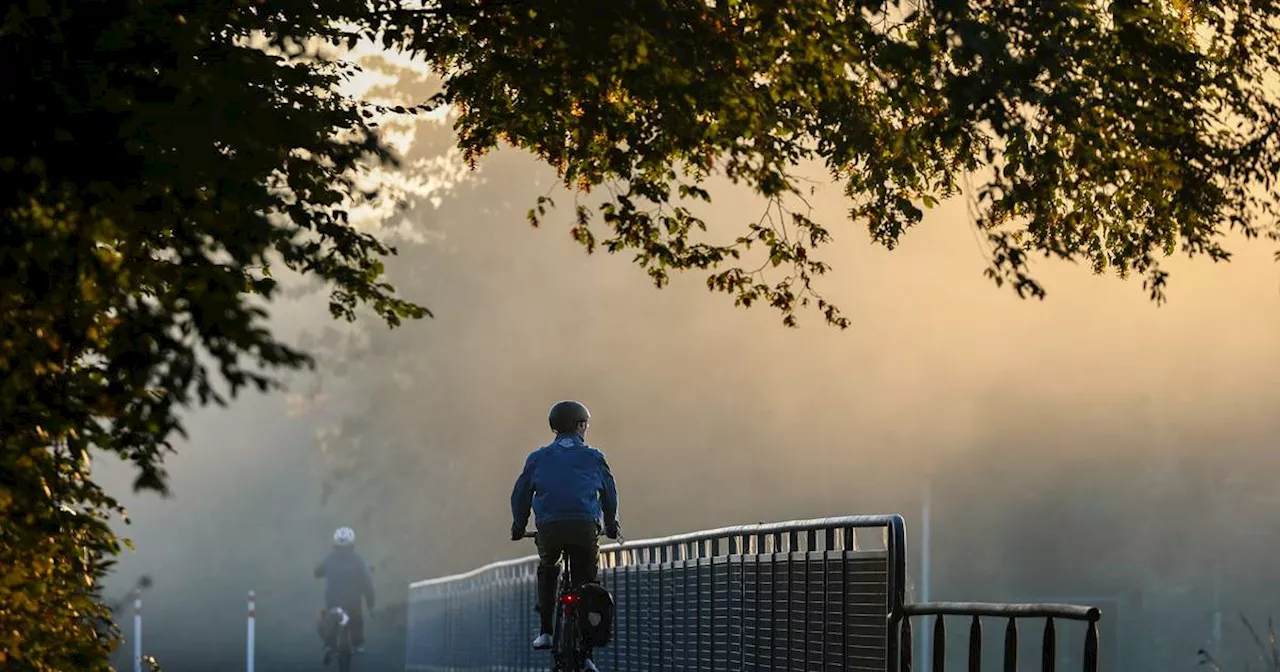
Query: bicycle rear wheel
559 612 581 672
336 627 354 672
550 598 565 672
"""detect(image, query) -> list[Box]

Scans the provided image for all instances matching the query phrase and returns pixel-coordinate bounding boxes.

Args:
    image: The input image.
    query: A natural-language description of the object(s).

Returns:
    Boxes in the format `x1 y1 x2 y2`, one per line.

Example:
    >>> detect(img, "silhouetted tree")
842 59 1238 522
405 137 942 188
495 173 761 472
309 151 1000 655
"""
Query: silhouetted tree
0 2 424 668
407 0 1280 324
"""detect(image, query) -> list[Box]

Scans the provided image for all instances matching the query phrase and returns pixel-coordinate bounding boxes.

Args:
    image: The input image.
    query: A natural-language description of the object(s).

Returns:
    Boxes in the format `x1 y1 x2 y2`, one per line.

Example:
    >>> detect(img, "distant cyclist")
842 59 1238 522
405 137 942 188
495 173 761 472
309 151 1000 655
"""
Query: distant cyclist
314 527 375 658
510 400 621 655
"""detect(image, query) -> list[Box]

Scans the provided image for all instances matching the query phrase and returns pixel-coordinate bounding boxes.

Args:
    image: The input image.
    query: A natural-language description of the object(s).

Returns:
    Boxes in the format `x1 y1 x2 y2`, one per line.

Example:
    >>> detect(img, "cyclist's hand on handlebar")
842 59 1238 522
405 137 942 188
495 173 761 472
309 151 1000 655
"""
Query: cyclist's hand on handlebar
510 523 526 541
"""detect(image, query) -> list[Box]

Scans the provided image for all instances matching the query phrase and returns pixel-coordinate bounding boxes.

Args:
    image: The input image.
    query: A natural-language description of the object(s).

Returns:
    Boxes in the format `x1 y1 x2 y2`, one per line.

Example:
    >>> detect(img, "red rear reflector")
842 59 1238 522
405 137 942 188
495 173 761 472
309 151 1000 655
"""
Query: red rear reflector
560 594 579 604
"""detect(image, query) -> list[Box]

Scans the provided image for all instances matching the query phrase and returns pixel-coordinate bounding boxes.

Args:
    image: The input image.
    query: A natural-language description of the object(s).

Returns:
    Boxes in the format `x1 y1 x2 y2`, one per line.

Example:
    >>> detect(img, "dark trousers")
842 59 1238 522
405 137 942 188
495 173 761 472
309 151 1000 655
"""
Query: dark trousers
344 606 365 648
535 520 601 634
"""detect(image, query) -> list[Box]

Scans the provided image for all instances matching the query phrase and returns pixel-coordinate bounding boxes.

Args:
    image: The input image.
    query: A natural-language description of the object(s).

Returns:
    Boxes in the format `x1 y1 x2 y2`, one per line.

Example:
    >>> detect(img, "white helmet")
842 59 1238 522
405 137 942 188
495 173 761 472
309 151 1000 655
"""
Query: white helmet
333 527 356 546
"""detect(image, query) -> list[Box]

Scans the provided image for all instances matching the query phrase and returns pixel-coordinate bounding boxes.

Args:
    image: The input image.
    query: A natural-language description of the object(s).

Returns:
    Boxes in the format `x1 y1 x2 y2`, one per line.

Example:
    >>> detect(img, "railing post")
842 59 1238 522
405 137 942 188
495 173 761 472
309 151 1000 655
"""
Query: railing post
968 615 982 672
805 529 815 670
784 531 794 669
246 590 255 672
932 615 946 672
1042 617 1056 672
1084 617 1099 672
695 538 703 670
886 516 906 672
901 616 913 672
659 544 668 669
1003 617 1017 672
133 588 142 672
769 533 779 672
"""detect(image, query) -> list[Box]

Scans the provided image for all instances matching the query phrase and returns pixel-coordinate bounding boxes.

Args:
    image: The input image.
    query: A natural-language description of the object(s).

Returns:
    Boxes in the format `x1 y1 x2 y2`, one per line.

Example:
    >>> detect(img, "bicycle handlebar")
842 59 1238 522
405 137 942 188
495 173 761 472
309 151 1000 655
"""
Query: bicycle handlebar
519 529 626 545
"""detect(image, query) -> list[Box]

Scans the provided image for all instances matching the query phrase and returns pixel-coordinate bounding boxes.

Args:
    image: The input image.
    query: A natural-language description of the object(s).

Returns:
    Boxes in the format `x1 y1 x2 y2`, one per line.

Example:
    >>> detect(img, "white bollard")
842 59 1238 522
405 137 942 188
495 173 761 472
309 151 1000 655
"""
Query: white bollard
133 589 142 672
246 590 256 672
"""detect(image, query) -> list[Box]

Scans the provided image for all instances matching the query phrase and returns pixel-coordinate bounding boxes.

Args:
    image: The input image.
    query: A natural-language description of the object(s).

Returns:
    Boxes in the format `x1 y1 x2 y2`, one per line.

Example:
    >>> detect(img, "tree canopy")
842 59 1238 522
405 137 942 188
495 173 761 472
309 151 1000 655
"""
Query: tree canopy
4 0 1280 668
1 1 418 667
407 0 1280 326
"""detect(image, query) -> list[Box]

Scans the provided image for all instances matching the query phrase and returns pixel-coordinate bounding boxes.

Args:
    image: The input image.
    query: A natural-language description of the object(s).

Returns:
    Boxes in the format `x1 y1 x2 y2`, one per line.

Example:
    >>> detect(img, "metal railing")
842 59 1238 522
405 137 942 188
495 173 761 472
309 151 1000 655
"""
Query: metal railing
899 603 1102 672
406 514 907 672
405 514 1104 672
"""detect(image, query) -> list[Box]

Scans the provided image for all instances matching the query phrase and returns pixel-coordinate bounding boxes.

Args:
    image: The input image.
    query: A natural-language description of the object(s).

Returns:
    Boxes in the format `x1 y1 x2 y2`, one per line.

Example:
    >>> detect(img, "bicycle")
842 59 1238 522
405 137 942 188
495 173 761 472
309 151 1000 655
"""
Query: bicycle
522 530 599 672
322 606 355 672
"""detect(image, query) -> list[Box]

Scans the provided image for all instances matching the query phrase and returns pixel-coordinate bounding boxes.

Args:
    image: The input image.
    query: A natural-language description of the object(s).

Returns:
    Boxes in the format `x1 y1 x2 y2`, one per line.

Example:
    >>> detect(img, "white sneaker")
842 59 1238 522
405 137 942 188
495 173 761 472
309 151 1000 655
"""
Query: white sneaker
531 633 552 649
583 658 599 672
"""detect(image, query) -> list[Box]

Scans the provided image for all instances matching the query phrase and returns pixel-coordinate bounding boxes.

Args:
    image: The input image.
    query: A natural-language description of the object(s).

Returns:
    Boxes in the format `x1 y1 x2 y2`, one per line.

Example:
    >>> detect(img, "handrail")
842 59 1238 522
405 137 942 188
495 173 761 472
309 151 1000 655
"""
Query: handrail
899 601 1102 672
409 513 905 590
904 602 1101 621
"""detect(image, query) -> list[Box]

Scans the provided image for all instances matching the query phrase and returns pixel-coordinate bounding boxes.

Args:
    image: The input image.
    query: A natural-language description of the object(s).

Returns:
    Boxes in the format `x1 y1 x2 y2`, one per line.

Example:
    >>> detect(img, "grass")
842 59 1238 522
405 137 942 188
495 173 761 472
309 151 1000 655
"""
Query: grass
1199 616 1280 672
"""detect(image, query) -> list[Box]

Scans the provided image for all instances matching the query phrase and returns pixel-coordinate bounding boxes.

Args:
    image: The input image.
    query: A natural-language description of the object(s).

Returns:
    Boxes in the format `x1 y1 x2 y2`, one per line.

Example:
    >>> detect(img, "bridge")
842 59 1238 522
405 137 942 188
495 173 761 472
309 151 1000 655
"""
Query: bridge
404 515 1102 672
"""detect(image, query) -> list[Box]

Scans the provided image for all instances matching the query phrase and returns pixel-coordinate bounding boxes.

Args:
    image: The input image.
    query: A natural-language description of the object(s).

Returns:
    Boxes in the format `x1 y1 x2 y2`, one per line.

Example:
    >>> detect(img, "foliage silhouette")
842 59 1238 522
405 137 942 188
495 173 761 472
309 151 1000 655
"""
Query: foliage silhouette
405 0 1280 326
1 2 423 668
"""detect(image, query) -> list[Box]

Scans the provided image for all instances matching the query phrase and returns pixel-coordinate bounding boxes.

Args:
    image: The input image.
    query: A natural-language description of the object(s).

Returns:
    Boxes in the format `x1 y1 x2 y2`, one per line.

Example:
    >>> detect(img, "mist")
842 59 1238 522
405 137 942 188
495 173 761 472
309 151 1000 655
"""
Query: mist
96 57 1280 672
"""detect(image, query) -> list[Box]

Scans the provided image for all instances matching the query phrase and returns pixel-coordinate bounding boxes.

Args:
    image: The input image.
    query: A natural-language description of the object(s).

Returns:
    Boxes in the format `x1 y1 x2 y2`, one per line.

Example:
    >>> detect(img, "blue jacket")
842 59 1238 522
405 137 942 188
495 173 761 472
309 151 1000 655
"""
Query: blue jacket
314 546 375 610
511 433 619 528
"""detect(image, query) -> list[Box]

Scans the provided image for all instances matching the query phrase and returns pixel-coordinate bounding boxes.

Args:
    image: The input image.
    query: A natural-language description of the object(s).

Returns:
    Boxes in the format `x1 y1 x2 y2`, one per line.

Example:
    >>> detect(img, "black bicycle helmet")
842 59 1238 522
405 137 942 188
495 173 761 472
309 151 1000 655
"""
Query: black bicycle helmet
548 400 591 433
